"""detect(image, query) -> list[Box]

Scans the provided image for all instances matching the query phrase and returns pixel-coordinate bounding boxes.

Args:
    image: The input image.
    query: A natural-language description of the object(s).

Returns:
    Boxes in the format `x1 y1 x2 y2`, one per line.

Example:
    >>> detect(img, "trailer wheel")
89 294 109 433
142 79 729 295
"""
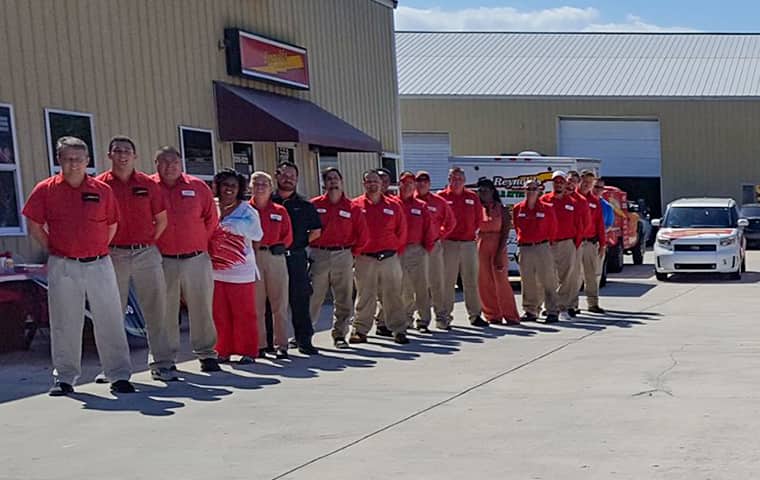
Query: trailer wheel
632 225 645 265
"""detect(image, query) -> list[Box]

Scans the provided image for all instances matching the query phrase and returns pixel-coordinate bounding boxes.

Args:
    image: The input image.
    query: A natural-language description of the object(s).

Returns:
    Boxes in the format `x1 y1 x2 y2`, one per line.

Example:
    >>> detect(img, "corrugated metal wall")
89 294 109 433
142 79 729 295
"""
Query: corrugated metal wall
0 0 399 260
401 97 760 207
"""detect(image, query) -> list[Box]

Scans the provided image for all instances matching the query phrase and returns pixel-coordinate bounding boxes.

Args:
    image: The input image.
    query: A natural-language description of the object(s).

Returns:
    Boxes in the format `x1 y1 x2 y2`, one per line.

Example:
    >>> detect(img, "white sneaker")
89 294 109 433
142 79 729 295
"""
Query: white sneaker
559 311 571 322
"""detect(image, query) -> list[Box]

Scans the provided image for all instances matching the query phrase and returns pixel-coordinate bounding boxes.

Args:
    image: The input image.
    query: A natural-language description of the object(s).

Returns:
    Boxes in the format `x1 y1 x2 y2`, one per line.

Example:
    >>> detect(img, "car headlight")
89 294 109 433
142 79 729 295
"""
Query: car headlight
656 237 673 250
720 236 737 247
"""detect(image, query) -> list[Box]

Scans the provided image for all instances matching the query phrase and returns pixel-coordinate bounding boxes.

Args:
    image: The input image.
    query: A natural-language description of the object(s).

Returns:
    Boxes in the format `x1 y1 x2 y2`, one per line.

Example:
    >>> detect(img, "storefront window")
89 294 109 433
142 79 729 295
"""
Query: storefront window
382 155 399 185
232 142 254 177
45 109 96 174
0 104 25 235
179 126 216 180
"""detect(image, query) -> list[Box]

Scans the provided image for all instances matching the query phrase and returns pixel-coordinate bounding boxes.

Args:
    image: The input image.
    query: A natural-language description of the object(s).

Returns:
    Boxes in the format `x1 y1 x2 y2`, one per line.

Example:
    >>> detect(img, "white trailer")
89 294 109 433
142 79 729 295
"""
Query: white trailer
449 154 601 275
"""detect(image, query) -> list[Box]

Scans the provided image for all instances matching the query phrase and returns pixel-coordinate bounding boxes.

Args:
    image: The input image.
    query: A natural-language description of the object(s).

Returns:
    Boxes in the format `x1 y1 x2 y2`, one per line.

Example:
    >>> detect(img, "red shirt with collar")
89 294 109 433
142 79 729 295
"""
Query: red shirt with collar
97 170 165 246
22 174 119 258
152 173 218 255
512 199 557 245
437 187 482 241
541 191 583 246
581 191 607 243
416 191 456 242
401 195 435 252
251 199 293 248
352 193 407 255
570 190 590 236
310 193 368 251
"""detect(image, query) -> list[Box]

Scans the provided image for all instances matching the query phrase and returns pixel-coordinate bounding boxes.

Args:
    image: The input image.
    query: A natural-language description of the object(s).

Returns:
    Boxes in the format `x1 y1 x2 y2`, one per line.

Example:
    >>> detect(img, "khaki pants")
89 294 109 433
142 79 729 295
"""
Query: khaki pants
163 253 217 363
309 248 355 340
519 243 559 316
550 239 577 312
442 240 481 325
353 254 406 335
111 246 169 368
47 255 132 385
256 249 290 350
400 244 431 328
580 240 602 309
428 241 447 324
570 245 584 310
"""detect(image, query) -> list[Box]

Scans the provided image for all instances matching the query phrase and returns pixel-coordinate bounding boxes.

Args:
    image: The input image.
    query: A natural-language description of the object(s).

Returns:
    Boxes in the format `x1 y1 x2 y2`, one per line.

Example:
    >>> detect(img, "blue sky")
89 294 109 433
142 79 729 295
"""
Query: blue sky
396 1 760 32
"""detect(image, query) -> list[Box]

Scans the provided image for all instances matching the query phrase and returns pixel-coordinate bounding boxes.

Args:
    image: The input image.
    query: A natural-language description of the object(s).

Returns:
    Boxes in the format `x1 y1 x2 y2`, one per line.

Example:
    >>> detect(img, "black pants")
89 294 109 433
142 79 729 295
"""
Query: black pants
285 250 314 346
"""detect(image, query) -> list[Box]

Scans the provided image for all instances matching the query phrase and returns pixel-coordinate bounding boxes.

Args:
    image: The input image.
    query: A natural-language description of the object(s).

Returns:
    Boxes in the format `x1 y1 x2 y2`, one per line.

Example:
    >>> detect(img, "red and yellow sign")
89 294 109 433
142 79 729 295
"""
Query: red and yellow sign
225 29 310 90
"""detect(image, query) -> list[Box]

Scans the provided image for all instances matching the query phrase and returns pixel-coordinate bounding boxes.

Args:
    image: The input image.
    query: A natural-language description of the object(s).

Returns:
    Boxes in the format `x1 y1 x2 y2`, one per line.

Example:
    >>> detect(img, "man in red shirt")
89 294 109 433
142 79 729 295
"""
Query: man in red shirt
251 171 293 359
397 171 435 332
513 179 559 323
566 170 590 317
350 169 410 345
415 170 456 330
540 171 583 322
438 167 487 329
578 169 607 314
97 136 173 381
22 136 133 396
309 167 368 349
153 146 220 373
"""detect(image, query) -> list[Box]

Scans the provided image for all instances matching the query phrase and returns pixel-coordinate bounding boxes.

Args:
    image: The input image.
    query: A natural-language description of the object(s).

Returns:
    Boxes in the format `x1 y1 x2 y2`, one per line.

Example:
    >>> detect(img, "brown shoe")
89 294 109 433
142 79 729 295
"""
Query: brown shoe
348 331 368 344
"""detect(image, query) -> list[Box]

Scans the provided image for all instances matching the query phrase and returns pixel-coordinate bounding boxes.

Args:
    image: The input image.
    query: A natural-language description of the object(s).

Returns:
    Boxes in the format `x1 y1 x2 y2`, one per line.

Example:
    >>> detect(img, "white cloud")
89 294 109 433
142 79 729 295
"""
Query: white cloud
395 6 698 33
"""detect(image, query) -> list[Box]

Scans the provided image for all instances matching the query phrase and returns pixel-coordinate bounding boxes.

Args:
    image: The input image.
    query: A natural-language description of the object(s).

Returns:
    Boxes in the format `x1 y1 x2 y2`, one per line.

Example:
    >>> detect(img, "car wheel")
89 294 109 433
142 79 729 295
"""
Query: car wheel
729 271 742 281
741 257 747 273
607 241 624 273
600 255 608 288
655 272 669 281
632 227 645 265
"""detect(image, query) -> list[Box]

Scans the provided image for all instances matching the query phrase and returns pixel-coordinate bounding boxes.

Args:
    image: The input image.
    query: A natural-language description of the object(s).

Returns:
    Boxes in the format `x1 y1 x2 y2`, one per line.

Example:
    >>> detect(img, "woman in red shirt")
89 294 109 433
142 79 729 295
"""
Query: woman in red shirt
476 179 520 325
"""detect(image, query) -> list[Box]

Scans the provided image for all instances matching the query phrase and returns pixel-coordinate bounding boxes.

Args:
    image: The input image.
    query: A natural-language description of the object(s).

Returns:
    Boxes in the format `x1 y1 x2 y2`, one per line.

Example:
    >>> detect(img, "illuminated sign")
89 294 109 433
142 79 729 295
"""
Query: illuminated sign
224 28 310 90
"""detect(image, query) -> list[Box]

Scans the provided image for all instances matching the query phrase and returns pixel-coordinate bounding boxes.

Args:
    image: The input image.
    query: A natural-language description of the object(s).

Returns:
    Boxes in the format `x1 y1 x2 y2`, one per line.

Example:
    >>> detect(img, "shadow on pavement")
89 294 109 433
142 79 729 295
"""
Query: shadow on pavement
600 281 657 298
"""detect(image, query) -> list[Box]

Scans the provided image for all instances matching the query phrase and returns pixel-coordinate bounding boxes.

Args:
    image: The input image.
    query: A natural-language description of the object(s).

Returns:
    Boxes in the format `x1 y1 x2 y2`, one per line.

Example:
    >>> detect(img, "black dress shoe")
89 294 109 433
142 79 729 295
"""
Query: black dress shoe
588 306 606 314
568 308 578 318
200 358 221 372
394 333 410 344
544 314 559 324
275 349 289 359
375 325 393 337
334 338 350 349
49 382 74 397
110 380 136 394
470 317 489 327
417 325 431 334
349 331 368 344
258 349 268 359
288 339 298 349
298 344 319 355
520 313 538 322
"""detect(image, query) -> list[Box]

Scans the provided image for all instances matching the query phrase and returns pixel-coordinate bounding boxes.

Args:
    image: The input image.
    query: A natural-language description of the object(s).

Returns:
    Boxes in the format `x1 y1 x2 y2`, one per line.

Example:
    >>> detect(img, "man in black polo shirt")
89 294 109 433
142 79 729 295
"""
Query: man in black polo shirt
273 161 322 355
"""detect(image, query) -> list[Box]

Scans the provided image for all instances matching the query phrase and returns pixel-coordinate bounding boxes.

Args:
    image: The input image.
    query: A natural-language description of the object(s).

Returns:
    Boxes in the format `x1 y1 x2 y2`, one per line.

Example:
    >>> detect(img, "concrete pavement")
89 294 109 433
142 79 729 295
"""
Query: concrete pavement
2 252 760 479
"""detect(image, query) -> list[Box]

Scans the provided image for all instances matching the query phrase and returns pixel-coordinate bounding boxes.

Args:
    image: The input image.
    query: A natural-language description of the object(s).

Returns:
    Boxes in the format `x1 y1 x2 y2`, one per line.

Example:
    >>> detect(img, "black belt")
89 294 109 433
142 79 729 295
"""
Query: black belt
162 251 203 259
447 239 475 243
585 237 599 244
518 240 548 247
363 250 396 261
313 246 352 251
111 244 151 250
63 254 108 263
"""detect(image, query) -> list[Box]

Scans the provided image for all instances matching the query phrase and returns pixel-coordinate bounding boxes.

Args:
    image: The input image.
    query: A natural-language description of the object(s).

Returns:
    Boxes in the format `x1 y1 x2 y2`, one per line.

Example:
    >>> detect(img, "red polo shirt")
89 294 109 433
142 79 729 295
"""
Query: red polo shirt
22 174 119 258
401 195 435 252
541 191 583 246
416 191 456 242
352 193 407 255
97 170 165 246
512 200 557 245
251 199 293 248
570 190 590 237
310 193 368 251
581 191 607 243
152 173 218 255
437 187 482 241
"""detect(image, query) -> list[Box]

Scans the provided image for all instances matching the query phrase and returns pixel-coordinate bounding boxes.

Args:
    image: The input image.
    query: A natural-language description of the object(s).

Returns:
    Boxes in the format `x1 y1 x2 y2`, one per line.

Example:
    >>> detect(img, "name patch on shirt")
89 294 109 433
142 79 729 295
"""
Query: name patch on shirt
132 187 149 197
181 189 196 197
536 212 546 218
517 212 527 218
81 192 100 203
316 208 327 214
428 206 438 212
383 208 395 216
447 201 454 205
339 210 352 219
565 204 575 211
589 203 597 209
410 208 422 216
544 202 554 207
464 199 475 205
270 213 283 222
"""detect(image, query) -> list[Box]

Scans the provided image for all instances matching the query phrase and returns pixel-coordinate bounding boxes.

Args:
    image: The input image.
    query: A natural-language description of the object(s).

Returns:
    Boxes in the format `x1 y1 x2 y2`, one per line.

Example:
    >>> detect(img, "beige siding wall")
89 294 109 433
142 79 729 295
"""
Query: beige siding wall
401 96 760 208
0 0 399 260
338 152 381 198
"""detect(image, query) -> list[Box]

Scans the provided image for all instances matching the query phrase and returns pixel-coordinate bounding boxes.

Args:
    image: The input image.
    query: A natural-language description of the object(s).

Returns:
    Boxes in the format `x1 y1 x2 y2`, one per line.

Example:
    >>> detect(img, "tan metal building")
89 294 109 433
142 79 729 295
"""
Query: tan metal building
398 32 760 216
0 0 401 260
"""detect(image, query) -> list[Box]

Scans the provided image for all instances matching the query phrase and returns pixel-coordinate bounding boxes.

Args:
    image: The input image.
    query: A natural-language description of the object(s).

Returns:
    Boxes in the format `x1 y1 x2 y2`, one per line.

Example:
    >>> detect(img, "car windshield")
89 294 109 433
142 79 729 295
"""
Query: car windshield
663 207 733 228
741 206 760 217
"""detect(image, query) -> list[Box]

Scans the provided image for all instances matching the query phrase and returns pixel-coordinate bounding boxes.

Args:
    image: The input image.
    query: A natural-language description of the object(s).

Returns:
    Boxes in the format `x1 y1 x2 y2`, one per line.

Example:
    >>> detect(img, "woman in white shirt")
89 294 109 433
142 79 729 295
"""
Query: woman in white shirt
209 169 263 364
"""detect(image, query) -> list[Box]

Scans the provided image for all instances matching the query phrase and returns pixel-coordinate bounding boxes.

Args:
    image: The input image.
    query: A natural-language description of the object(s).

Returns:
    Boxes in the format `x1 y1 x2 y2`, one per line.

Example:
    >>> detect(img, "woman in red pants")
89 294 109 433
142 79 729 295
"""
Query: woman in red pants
476 179 520 325
209 169 263 364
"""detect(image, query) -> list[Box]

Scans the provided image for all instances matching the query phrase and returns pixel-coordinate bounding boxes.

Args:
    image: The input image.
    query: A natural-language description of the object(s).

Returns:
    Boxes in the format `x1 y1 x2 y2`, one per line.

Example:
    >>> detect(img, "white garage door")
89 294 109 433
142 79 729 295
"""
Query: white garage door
401 133 450 188
558 119 661 177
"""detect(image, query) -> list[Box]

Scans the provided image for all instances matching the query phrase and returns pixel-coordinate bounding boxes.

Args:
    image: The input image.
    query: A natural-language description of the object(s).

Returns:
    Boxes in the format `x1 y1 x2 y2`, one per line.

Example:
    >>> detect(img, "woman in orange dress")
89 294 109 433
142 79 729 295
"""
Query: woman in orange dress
476 179 520 325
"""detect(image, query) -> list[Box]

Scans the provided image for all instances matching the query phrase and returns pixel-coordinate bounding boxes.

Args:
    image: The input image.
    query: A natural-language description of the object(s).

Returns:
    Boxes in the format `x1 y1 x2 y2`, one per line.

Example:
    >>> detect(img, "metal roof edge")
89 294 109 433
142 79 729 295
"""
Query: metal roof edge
395 31 760 36
399 94 760 101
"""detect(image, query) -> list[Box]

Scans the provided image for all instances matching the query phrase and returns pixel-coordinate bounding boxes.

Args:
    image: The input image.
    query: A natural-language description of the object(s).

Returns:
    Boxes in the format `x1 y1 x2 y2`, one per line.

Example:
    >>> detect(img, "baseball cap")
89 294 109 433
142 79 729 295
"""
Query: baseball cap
399 170 416 182
551 170 567 180
415 170 431 181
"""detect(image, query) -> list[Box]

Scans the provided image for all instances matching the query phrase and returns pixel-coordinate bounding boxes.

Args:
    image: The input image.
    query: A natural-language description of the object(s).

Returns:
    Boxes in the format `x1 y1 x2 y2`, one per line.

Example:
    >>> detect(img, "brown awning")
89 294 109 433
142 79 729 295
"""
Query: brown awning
214 82 382 153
